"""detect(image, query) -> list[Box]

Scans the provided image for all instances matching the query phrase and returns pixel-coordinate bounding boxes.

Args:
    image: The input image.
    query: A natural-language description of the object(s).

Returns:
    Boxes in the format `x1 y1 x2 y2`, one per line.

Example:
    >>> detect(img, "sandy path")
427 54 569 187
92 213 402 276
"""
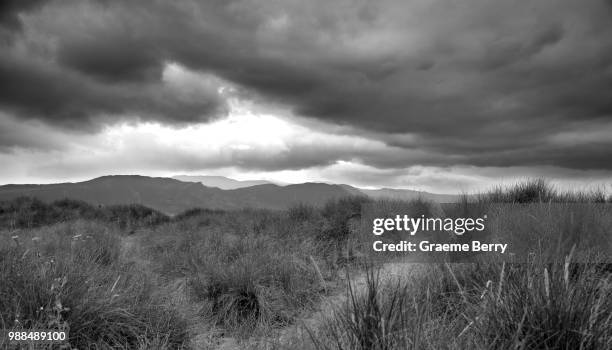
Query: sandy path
242 260 422 350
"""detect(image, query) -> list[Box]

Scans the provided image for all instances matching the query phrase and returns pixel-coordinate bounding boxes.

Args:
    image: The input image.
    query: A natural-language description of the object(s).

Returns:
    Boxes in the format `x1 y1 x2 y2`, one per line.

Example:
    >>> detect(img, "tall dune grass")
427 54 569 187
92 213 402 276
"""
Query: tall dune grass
481 178 610 203
0 221 188 349
308 259 611 350
141 208 333 337
305 179 612 350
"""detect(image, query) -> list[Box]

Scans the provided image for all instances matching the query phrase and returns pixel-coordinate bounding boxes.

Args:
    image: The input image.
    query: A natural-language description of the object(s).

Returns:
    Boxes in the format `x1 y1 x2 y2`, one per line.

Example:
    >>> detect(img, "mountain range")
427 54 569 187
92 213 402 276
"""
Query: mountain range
0 175 461 215
172 175 274 189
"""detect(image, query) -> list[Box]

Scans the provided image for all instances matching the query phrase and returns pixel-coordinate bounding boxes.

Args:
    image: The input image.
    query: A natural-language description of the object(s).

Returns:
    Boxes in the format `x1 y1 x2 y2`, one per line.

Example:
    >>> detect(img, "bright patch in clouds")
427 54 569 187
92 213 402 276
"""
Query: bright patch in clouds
0 83 388 186
104 114 292 153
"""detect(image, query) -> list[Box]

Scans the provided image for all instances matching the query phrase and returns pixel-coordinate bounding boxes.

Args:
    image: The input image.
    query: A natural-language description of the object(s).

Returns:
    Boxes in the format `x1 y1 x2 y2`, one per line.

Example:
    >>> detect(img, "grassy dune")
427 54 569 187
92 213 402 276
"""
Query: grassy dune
0 196 368 348
0 221 188 349
304 180 612 350
0 180 610 349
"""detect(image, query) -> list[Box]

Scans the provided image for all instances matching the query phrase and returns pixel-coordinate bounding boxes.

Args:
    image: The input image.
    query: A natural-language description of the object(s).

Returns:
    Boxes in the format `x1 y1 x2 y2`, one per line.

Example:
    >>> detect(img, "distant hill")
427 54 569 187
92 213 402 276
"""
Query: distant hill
0 175 461 215
172 175 272 189
361 188 461 203
0 176 355 214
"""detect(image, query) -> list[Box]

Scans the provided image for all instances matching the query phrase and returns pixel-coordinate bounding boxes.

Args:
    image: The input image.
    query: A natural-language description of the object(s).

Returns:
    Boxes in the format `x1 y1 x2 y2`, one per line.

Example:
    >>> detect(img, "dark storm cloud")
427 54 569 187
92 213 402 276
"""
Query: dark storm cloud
0 0 47 30
57 33 163 83
0 51 227 130
0 0 228 130
2 0 612 172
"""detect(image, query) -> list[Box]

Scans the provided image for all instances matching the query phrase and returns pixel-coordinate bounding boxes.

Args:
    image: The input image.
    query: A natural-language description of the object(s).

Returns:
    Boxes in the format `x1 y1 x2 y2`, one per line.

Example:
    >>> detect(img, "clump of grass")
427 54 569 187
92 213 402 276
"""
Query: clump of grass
472 261 612 349
309 265 424 350
484 178 556 203
143 211 326 337
189 241 323 334
482 179 610 203
307 258 612 349
189 254 309 333
0 221 189 349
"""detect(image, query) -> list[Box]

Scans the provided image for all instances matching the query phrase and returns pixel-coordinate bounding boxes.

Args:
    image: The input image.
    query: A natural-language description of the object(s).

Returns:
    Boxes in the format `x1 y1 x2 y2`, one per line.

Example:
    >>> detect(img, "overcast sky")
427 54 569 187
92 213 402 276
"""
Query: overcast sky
1 0 612 193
